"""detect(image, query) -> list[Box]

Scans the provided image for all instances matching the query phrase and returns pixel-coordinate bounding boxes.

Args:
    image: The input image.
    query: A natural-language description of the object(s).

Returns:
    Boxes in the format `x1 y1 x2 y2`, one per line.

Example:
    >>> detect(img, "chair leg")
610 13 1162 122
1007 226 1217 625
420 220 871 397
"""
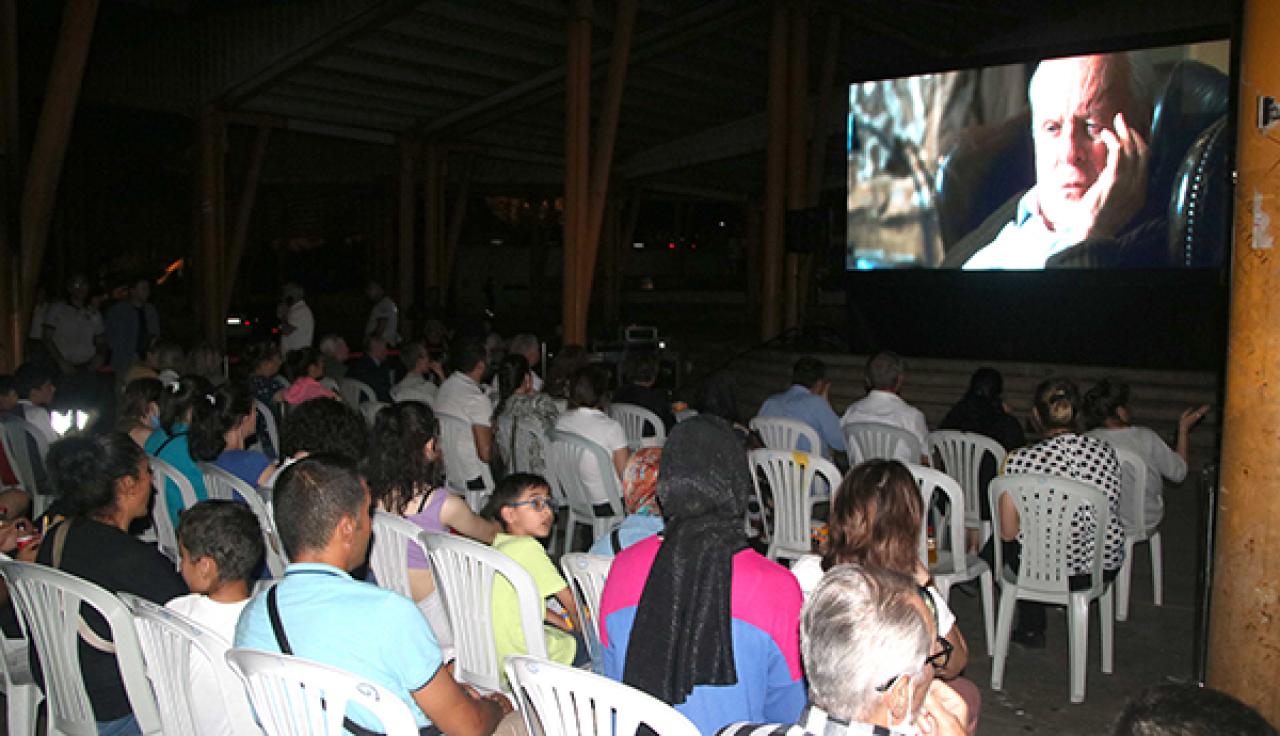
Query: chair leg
979 570 996 658
1100 585 1114 675
1068 594 1090 704
990 585 1018 691
1150 532 1163 607
1116 539 1135 622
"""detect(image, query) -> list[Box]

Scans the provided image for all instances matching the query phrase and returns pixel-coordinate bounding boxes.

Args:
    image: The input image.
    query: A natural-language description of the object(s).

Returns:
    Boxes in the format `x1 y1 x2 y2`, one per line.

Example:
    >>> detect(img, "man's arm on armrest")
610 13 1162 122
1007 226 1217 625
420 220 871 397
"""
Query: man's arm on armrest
413 667 510 736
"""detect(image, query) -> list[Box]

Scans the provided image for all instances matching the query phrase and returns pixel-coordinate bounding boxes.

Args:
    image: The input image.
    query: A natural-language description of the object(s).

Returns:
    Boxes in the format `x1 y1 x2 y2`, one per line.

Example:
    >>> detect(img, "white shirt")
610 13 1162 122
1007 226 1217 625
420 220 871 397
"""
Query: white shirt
18 401 57 444
841 390 929 462
554 407 627 505
1087 426 1187 532
962 188 1082 270
43 301 103 364
435 372 493 483
165 594 253 736
791 554 956 635
391 372 438 405
365 296 400 346
280 300 314 352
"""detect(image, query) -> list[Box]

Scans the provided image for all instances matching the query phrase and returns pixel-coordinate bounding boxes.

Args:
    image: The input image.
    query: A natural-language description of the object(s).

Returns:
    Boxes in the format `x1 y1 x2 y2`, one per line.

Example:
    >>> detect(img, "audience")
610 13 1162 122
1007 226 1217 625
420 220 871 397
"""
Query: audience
103 276 160 383
42 273 105 378
318 333 351 382
392 340 444 405
612 351 676 435
245 340 285 459
588 446 664 556
1112 682 1277 736
991 377 1125 649
435 340 496 491
188 382 277 488
493 353 559 476
277 282 314 353
154 340 185 388
145 374 213 528
758 356 846 458
503 333 544 392
278 396 369 465
39 433 186 735
235 455 512 735
364 280 401 346
14 361 58 443
842 351 929 464
281 347 338 405
348 335 396 403
1084 379 1208 534
115 377 163 448
545 344 589 401
790 460 980 735
599 416 805 733
185 342 225 387
719 564 969 736
363 401 499 645
481 472 585 674
167 500 262 736
554 366 630 504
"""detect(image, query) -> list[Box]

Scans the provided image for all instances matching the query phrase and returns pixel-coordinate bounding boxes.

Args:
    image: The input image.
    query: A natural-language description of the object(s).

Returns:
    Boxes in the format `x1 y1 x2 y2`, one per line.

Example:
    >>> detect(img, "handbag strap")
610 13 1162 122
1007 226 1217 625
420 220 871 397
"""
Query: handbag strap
50 520 117 654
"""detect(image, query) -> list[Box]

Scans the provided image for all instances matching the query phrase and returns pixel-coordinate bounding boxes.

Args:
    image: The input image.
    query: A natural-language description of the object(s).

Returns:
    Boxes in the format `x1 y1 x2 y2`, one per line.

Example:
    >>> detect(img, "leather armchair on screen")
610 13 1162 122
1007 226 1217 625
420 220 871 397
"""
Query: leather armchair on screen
935 60 1231 268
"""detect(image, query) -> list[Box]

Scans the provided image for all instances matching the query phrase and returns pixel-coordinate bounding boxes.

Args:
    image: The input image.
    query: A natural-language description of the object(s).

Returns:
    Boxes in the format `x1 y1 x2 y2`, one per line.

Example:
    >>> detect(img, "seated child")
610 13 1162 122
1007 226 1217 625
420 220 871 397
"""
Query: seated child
281 348 338 405
482 473 586 675
166 501 264 736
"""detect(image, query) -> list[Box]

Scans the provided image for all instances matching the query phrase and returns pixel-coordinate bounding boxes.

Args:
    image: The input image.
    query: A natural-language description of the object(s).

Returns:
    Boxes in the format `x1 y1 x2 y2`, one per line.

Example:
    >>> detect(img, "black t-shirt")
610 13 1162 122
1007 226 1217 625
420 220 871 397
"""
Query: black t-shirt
33 517 187 721
939 397 1027 521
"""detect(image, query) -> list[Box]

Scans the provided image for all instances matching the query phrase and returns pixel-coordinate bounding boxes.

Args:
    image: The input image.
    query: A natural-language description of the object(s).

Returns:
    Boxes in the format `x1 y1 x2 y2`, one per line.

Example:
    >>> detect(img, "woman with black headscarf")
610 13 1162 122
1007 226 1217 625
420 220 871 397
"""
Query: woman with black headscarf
596 415 806 734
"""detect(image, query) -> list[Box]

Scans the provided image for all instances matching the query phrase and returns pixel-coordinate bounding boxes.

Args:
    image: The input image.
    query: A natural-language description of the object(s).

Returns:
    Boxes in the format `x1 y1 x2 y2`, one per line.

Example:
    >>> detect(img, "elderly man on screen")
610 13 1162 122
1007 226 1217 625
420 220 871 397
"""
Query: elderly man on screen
948 52 1154 270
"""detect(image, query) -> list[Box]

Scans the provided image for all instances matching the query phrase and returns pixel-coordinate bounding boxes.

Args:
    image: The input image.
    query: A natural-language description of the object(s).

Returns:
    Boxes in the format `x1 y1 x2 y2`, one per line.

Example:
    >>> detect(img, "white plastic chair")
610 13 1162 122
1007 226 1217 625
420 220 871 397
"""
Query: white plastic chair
338 377 378 407
368 511 433 600
437 411 495 513
928 430 1006 547
0 552 41 736
0 560 163 735
423 532 547 693
988 474 1115 703
1111 447 1161 622
749 449 840 561
908 464 995 656
150 456 200 568
608 403 666 449
749 416 821 454
505 655 700 736
496 414 551 475
199 463 289 578
253 399 281 460
119 593 260 735
546 431 626 555
560 553 612 671
1 419 50 516
226 648 421 736
842 422 923 465
361 400 389 427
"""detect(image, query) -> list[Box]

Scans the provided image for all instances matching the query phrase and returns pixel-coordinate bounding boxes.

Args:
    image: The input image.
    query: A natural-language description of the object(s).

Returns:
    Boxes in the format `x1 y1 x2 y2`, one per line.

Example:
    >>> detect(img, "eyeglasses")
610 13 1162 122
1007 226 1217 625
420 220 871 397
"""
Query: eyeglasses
874 586 953 692
507 497 556 512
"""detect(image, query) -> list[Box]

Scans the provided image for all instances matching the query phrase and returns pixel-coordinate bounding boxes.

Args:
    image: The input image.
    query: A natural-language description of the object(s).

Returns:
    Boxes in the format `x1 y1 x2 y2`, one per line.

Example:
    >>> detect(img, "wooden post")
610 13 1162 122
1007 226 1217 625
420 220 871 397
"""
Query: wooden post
198 111 227 346
18 0 99 321
222 125 270 319
397 136 417 318
562 0 592 344
783 1 809 331
1207 0 1280 722
0 0 18 369
578 0 637 321
423 143 443 305
442 153 474 296
760 0 789 340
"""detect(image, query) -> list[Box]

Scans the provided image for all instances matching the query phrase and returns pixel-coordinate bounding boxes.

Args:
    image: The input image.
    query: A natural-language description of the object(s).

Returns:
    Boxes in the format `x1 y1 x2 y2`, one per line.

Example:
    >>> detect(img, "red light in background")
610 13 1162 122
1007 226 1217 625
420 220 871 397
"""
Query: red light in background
667 241 676 250
690 242 697 250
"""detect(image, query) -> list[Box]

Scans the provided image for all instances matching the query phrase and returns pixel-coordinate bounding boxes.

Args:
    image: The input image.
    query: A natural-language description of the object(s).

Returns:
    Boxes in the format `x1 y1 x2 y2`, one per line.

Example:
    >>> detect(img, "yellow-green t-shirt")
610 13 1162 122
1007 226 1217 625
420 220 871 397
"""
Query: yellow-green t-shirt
491 533 577 676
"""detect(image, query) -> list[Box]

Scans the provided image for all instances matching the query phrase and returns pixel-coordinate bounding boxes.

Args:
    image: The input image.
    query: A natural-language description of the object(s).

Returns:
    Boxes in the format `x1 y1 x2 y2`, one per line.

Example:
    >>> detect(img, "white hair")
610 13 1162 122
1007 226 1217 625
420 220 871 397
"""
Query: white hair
1028 51 1157 136
801 564 931 722
318 334 345 357
508 333 539 357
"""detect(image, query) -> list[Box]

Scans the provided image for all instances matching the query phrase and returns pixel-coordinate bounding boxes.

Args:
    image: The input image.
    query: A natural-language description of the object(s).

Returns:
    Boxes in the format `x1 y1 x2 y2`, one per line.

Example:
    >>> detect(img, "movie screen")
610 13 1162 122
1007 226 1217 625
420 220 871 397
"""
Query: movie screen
846 40 1231 270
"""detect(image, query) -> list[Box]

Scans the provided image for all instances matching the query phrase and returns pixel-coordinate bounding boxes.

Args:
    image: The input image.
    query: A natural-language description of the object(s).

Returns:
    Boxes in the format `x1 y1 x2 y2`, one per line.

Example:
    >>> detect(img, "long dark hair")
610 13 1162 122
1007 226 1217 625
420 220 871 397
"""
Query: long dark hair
189 382 254 461
1082 379 1130 430
158 374 215 435
494 353 530 419
47 433 147 519
363 402 439 514
822 460 923 576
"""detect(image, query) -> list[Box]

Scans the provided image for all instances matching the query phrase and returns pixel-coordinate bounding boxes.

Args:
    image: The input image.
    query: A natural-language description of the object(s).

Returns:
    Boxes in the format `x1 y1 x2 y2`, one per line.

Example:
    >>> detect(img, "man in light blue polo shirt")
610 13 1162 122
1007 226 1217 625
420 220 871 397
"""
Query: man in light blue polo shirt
236 455 511 735
757 356 847 458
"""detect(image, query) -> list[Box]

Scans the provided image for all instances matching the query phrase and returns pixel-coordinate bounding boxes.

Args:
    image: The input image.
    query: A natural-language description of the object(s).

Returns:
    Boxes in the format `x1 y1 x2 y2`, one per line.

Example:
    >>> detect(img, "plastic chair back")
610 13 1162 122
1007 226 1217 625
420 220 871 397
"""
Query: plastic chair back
1112 447 1149 537
909 464 969 577
989 474 1110 600
749 416 820 454
749 449 840 560
546 431 625 554
0 560 163 735
150 456 199 567
608 403 665 448
437 412 495 512
843 422 922 465
226 648 420 736
505 655 700 736
7 418 48 461
0 551 41 736
369 511 433 600
361 400 388 427
423 532 547 692
559 554 612 669
1 420 49 518
496 414 550 475
253 400 280 462
119 593 259 736
928 430 1005 537
338 378 377 407
199 463 288 578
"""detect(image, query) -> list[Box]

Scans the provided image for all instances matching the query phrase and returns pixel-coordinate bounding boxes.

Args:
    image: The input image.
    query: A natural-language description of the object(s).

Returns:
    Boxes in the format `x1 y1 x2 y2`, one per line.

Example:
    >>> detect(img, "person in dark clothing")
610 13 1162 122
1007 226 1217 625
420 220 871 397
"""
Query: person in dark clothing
611 351 675 436
347 335 396 403
938 367 1026 523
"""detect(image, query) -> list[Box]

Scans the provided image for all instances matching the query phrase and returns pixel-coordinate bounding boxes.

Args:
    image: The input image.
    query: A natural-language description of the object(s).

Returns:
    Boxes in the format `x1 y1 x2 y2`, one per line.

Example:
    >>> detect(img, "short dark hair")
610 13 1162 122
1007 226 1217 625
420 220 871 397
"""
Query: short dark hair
480 472 549 530
451 339 486 374
965 367 1004 404
13 362 56 398
568 365 609 410
623 352 659 385
177 500 264 584
865 351 904 391
1083 379 1131 431
1112 682 1277 736
273 455 367 559
47 433 146 518
246 339 281 372
280 398 369 462
791 357 826 389
284 347 321 382
0 373 14 396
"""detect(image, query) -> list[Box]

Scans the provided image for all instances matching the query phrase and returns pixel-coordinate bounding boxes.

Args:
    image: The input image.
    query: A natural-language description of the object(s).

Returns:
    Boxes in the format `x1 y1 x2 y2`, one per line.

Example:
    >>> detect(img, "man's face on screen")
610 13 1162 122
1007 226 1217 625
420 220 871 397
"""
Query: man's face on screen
1029 54 1129 231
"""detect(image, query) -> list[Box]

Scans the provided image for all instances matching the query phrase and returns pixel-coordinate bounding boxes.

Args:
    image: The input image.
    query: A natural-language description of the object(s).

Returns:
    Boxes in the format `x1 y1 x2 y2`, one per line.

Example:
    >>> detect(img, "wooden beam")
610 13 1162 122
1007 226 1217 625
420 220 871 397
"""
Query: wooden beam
423 143 444 303
18 0 100 316
216 0 425 107
760 0 788 341
442 153 474 295
0 0 18 369
397 136 417 318
562 1 592 344
783 0 808 331
198 111 227 346
578 0 637 323
222 125 271 320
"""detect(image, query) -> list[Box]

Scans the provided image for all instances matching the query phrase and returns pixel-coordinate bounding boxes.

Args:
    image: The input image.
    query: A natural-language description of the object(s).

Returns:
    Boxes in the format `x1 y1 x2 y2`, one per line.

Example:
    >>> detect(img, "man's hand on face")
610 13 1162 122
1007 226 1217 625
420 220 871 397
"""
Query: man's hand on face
1062 111 1150 241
